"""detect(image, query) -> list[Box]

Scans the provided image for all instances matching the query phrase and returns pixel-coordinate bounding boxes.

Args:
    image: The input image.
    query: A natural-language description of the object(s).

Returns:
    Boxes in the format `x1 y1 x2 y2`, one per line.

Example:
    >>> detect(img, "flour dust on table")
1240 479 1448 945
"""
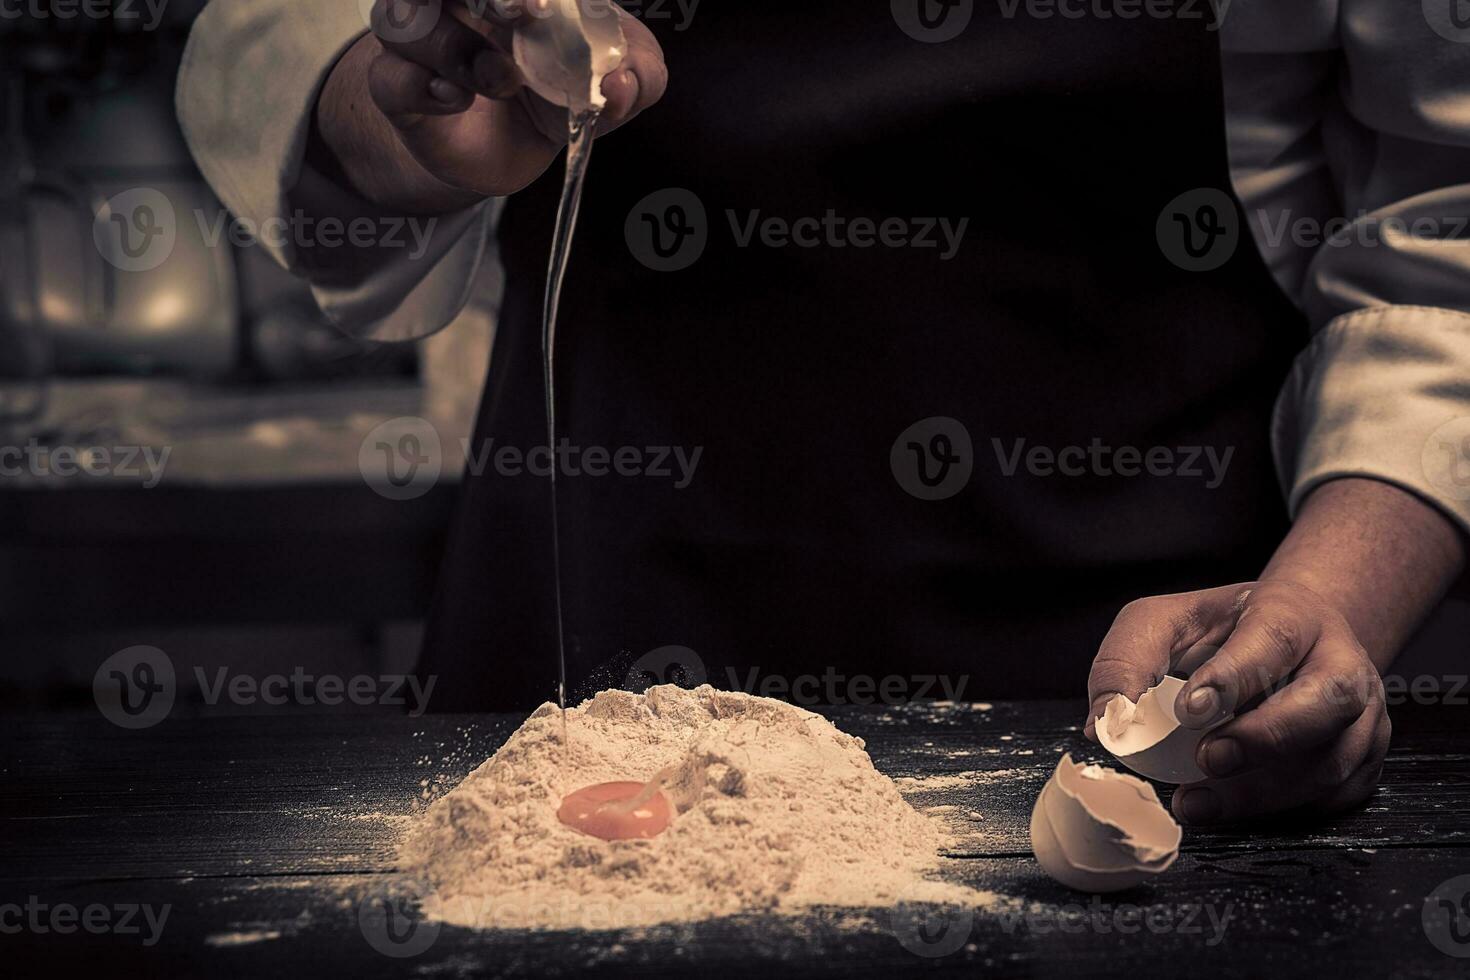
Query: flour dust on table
397 685 990 930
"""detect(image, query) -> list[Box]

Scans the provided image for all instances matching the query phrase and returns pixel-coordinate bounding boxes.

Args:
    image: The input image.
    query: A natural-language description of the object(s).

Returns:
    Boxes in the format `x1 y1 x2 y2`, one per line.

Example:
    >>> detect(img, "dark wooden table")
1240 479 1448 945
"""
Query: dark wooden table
4 701 1468 977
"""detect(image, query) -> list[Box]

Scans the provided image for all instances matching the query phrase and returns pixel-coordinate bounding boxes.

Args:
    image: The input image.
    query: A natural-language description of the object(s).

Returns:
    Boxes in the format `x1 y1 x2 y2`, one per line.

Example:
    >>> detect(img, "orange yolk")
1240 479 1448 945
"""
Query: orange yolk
557 781 672 841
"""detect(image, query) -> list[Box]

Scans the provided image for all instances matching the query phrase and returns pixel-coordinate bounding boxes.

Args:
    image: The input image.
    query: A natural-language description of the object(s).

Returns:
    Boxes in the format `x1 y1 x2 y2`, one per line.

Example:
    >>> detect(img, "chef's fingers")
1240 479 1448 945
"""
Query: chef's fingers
1172 707 1383 824
370 0 521 100
1195 642 1382 778
370 47 476 120
1174 582 1322 730
594 11 668 133
1317 712 1392 815
1085 584 1246 739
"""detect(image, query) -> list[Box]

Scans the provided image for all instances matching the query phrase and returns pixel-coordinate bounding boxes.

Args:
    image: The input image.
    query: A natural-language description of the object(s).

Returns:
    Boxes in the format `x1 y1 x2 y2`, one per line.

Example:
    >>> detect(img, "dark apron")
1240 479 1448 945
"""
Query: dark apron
419 2 1306 709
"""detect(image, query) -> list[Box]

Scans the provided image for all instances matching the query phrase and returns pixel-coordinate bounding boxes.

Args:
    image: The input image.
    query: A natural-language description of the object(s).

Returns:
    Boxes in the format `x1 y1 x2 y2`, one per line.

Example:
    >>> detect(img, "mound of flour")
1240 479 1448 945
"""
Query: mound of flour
397 685 979 930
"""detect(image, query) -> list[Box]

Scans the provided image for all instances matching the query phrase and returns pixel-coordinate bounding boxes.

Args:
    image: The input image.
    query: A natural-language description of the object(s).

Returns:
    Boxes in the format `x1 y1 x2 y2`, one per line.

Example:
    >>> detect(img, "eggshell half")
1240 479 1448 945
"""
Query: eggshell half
1096 674 1231 784
513 0 627 112
1030 754 1181 892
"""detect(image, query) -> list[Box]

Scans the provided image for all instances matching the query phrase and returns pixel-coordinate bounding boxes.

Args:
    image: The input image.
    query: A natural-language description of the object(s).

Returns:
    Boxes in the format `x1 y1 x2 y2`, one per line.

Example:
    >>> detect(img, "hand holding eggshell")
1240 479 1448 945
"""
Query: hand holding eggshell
1039 579 1391 890
1086 581 1391 825
344 0 666 206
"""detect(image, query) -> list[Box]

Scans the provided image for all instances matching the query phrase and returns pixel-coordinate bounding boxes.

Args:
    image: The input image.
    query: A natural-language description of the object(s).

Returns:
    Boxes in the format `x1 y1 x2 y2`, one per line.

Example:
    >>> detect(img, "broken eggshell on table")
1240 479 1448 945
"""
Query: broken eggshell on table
512 0 627 113
1030 753 1182 893
1096 674 1233 784
1030 675 1231 891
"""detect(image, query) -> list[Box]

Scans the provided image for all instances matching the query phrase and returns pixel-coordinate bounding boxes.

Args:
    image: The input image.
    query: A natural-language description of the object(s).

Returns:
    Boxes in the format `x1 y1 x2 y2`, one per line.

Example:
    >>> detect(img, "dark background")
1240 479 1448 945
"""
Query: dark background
0 4 1465 715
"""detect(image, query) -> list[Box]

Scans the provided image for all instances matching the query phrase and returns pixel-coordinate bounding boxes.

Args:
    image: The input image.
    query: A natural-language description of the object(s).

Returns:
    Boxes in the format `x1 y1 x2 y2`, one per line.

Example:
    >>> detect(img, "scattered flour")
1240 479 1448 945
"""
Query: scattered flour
204 929 282 946
397 685 986 930
893 768 1028 792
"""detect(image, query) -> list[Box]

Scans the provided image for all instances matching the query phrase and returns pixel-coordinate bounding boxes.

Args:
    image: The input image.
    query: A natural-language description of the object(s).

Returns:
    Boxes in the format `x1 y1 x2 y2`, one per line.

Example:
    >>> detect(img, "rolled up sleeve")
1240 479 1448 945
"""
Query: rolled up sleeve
1225 0 1470 533
175 0 493 342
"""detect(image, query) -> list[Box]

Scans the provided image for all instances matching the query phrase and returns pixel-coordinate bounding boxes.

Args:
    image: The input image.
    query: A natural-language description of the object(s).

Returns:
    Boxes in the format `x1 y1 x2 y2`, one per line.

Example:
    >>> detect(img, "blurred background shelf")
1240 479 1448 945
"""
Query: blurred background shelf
0 375 483 708
0 3 500 707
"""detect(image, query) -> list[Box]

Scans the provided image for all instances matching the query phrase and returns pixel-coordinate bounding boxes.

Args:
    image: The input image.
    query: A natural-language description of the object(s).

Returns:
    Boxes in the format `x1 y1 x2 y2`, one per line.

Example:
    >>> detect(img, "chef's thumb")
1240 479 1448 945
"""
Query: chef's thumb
1086 584 1252 738
1084 596 1184 740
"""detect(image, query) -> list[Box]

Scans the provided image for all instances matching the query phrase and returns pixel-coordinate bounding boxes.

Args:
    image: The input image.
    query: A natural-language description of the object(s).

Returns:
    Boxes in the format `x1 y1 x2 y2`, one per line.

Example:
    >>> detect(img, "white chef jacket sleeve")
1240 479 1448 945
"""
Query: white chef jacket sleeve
1224 1 1470 534
175 0 496 342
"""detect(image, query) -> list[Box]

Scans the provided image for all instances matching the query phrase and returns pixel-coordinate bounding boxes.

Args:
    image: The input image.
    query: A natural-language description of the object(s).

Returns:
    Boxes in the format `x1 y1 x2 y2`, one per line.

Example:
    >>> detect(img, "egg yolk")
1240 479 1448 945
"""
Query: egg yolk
557 781 672 841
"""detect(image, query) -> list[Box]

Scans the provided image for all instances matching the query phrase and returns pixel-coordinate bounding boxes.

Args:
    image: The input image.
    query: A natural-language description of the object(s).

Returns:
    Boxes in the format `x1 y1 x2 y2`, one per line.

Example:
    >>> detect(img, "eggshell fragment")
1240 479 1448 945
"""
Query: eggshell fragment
513 0 627 112
1096 674 1231 784
1030 754 1181 892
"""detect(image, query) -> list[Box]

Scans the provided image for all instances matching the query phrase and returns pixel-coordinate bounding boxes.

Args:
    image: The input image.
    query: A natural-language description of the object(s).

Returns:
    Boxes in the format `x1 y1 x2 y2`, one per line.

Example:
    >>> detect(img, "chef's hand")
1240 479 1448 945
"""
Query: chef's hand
1084 580 1391 825
314 0 667 213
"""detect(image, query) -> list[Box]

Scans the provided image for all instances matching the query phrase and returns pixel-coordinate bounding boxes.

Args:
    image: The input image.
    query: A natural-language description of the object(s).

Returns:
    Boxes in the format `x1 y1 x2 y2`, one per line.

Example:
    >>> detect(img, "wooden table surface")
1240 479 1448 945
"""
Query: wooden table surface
4 700 1468 977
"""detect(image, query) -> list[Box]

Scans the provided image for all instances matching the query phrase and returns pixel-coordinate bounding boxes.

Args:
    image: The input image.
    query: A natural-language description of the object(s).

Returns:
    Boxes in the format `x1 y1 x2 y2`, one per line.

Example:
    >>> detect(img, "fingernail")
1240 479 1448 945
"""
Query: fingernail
429 77 463 104
1200 737 1242 777
598 69 630 109
1185 685 1220 720
1175 787 1221 824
